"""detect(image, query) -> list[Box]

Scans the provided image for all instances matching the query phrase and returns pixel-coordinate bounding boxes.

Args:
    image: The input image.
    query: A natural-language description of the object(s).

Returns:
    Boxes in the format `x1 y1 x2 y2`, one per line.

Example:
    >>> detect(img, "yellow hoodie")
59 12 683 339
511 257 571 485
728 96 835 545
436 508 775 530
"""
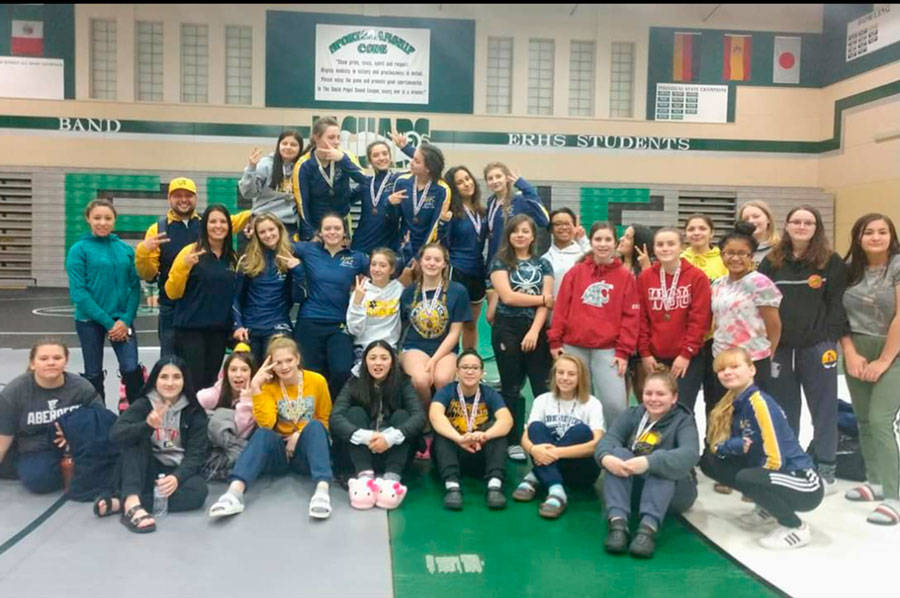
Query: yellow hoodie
252 370 331 437
681 246 727 281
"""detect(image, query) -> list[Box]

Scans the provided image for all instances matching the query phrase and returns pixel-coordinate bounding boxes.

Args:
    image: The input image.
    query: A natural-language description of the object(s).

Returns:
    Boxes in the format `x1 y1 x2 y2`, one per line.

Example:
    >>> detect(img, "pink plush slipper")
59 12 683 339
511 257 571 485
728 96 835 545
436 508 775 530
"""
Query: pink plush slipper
374 478 407 510
348 477 378 510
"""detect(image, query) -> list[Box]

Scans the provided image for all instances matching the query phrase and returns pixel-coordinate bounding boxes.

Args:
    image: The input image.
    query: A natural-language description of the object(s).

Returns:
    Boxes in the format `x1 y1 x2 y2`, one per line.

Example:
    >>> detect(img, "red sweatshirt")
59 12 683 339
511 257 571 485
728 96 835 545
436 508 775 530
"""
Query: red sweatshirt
547 256 639 359
637 258 711 360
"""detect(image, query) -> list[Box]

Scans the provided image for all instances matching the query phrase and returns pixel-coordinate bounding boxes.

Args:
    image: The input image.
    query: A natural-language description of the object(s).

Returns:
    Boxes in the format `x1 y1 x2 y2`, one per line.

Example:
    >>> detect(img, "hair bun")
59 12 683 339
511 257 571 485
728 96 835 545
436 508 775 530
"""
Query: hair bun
733 220 757 237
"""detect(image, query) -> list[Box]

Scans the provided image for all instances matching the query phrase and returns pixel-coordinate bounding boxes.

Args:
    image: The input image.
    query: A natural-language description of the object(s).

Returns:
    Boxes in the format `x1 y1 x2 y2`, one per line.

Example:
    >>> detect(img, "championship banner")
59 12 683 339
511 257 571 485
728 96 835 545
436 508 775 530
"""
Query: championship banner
315 24 430 104
846 4 900 62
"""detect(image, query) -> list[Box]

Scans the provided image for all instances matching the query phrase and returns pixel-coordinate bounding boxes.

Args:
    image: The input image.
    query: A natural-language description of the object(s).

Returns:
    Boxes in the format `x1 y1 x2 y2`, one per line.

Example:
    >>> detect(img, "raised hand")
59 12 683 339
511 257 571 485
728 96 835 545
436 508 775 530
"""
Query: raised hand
316 147 344 162
251 355 276 391
140 232 170 252
635 243 651 271
388 189 407 206
248 147 264 168
184 247 206 267
506 171 520 185
145 401 169 430
389 131 408 148
276 254 301 270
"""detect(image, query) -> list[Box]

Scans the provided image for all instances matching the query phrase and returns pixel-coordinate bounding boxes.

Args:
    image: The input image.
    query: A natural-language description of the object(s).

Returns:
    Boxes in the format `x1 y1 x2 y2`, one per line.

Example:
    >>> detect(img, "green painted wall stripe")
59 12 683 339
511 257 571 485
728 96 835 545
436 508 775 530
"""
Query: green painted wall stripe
3 78 897 155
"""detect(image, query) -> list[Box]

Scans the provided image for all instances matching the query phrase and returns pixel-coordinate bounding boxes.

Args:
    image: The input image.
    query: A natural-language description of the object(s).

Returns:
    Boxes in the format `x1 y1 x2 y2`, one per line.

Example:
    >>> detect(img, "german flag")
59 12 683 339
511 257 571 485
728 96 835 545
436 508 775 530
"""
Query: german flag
672 32 701 82
723 34 752 81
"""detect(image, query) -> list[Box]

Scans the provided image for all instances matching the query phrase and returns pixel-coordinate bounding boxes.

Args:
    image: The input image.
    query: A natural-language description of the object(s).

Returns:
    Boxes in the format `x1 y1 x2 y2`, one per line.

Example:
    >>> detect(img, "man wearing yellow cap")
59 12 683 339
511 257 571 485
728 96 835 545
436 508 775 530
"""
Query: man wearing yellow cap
135 178 250 357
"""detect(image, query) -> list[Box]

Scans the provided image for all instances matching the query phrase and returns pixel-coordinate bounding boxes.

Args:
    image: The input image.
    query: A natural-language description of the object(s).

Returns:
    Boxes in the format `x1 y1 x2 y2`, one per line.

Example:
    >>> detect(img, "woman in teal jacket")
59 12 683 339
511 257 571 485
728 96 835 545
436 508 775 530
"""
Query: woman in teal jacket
65 199 143 406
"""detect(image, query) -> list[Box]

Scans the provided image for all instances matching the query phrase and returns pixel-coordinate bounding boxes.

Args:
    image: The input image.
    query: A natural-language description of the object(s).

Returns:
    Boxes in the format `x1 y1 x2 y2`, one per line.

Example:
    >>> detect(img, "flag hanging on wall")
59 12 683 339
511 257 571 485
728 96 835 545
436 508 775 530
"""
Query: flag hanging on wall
672 32 701 82
773 36 801 84
10 5 44 56
722 34 752 81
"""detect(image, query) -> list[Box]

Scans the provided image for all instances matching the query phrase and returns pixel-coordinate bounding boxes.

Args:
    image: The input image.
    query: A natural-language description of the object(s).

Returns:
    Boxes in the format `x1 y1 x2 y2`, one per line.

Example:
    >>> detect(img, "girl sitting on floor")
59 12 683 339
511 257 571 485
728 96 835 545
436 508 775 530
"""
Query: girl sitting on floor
596 369 699 558
700 347 824 549
330 340 425 510
512 353 604 519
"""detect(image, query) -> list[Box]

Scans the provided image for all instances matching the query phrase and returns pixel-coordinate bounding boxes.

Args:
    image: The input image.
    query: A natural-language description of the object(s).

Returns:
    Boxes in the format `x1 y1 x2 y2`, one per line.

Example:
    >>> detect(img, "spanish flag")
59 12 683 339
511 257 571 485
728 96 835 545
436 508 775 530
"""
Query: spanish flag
673 32 701 82
723 34 752 81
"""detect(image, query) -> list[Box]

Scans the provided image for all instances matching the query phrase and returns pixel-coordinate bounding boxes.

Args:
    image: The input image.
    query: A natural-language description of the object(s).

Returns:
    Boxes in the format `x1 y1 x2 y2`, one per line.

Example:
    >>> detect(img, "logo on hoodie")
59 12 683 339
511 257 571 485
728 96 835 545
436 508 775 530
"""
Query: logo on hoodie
581 281 614 307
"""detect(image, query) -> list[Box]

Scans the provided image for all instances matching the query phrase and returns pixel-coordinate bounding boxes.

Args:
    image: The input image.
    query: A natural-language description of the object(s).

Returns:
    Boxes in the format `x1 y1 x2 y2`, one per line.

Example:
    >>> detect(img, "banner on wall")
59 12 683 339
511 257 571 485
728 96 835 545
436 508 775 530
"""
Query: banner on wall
0 56 63 99
654 83 728 123
846 4 900 61
773 36 801 84
672 32 701 82
314 24 430 104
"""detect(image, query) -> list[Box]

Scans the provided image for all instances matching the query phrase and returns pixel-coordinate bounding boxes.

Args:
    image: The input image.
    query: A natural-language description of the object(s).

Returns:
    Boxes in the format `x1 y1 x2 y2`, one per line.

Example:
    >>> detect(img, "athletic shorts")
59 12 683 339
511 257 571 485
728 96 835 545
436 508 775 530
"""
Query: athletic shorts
450 266 486 304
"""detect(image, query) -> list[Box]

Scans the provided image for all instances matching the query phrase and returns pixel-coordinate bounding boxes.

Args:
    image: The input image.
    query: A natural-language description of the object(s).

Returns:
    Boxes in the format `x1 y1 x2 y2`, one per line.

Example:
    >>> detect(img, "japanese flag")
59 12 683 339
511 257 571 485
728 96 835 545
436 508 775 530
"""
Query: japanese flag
773 36 801 84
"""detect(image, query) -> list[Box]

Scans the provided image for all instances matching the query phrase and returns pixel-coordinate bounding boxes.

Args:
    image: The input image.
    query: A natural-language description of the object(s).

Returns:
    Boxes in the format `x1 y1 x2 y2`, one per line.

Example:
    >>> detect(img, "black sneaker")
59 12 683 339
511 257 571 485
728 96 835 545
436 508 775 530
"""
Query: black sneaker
604 518 629 554
486 487 507 510
629 524 657 558
443 487 463 511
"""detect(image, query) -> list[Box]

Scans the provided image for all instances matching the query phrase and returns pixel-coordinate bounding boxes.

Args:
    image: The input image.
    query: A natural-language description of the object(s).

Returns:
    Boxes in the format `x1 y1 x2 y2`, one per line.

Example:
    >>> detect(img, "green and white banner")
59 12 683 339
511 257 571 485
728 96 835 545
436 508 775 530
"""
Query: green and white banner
315 24 430 104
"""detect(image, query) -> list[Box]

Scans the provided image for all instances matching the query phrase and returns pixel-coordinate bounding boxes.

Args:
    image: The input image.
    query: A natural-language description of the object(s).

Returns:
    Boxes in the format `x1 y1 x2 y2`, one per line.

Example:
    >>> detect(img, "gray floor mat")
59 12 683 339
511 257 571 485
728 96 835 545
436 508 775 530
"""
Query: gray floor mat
0 476 393 597
0 481 64 543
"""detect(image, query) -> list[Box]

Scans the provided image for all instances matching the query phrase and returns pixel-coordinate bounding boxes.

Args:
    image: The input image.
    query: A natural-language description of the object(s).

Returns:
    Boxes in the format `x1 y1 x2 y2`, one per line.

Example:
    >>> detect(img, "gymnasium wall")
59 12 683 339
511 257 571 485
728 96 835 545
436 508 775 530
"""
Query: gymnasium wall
0 4 897 285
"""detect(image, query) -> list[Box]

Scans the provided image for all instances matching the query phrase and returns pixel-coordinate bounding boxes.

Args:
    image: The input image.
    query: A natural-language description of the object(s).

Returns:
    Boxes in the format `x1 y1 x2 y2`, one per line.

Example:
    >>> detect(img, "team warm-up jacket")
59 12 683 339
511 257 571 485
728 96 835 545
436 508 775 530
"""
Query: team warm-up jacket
109 395 209 484
293 151 367 240
393 174 451 263
348 143 416 253
547 255 640 359
438 208 488 279
292 241 369 322
134 210 251 304
712 384 816 472
485 178 550 270
165 242 235 330
66 233 141 330
757 252 849 348
637 258 712 360
232 249 307 332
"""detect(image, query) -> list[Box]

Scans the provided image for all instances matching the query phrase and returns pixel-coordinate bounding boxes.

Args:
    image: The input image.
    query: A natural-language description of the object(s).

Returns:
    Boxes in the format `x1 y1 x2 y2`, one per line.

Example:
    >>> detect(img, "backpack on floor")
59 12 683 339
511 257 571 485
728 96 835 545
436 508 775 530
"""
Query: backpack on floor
835 399 865 481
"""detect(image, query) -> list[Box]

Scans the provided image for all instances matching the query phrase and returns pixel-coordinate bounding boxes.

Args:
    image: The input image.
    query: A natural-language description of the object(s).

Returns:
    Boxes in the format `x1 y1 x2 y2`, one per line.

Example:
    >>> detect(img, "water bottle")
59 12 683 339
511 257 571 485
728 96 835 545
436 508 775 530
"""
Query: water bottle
153 474 168 518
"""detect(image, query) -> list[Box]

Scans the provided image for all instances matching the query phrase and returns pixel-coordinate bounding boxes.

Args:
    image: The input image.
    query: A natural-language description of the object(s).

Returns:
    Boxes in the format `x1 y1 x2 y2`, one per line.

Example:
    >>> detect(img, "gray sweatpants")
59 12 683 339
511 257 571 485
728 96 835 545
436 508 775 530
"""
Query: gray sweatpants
769 341 838 464
602 447 697 525
563 345 627 426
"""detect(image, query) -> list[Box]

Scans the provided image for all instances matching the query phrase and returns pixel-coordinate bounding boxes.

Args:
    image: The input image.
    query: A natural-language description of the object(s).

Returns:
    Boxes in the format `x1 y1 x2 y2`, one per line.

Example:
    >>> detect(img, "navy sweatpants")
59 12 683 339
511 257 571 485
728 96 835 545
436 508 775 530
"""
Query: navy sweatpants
527 421 600 488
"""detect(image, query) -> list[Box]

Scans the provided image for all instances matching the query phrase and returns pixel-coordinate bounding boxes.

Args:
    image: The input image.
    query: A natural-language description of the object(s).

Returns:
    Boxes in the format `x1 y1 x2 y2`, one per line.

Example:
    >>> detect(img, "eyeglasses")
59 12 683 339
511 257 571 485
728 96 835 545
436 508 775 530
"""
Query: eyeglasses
458 365 482 372
787 220 816 228
722 251 752 258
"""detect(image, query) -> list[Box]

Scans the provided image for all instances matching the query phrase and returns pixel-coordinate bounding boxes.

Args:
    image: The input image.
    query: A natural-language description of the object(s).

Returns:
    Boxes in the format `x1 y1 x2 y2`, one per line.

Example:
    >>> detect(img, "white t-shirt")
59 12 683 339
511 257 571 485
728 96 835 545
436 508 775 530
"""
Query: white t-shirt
527 392 605 438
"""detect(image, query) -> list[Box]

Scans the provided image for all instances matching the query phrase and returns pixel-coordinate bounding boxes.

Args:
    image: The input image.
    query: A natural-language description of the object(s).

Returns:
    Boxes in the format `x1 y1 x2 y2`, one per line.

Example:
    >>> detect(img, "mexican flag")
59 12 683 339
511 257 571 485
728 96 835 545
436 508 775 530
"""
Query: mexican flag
11 5 44 56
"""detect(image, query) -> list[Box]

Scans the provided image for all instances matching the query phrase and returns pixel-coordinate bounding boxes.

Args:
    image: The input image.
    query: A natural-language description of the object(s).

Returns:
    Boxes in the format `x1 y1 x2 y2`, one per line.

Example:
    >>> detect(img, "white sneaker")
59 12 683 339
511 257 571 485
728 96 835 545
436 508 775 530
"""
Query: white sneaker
823 477 839 496
757 522 811 549
736 505 777 530
507 445 527 462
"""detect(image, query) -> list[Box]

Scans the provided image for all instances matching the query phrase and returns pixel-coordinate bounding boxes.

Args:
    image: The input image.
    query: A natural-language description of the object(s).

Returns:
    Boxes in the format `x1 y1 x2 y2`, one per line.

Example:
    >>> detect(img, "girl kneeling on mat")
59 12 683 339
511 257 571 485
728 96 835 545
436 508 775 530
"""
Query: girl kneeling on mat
430 350 513 511
208 336 333 520
596 370 699 558
110 356 209 533
512 353 604 519
700 347 823 549
330 340 425 510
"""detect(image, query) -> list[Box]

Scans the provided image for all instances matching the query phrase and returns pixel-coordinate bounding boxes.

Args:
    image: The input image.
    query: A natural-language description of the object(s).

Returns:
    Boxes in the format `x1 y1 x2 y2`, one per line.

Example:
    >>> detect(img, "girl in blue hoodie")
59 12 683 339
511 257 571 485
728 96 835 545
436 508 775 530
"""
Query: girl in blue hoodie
65 199 143 405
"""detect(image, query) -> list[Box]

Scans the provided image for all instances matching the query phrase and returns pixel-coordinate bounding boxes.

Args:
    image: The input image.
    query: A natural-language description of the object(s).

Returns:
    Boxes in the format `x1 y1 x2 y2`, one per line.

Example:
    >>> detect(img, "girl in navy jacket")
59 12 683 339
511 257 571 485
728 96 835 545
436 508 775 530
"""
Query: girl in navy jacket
232 214 307 365
483 162 549 271
393 143 451 265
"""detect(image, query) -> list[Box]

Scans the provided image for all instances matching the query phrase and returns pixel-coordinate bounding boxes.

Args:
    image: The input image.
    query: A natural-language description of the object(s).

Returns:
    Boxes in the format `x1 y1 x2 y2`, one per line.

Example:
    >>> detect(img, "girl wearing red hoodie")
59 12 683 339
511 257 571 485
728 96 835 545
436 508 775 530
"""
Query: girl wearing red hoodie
638 228 712 411
548 221 639 425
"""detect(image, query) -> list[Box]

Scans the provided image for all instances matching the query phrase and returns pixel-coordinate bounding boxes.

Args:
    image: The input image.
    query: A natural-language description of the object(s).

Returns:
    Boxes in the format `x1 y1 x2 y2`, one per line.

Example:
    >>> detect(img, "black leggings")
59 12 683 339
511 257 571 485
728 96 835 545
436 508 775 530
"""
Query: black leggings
174 327 230 390
117 439 208 512
341 406 417 477
491 315 551 444
700 451 823 527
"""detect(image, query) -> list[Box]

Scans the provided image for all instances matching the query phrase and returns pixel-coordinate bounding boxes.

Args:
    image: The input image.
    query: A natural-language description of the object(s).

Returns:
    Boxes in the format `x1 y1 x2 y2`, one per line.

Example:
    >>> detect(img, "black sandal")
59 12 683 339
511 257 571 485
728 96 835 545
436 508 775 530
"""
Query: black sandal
93 494 121 518
120 504 156 534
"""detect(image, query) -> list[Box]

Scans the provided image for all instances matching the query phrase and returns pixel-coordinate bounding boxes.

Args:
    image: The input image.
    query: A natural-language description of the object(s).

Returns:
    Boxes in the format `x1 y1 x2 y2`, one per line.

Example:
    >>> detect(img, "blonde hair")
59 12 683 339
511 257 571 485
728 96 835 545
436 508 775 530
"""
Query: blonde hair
265 335 303 371
483 161 515 217
706 348 754 450
738 200 780 246
240 214 294 277
551 353 590 403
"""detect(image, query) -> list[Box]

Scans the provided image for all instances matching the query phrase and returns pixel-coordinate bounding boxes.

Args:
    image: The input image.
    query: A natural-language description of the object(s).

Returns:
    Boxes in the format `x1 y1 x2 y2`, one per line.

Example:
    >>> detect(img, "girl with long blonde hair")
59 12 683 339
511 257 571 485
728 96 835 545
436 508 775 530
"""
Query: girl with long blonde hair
233 213 307 364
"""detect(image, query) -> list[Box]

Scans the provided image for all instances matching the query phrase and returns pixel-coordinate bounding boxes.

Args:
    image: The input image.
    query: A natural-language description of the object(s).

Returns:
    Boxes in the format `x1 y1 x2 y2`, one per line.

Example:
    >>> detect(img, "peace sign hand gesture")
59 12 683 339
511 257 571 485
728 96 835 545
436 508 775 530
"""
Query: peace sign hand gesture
251 355 276 393
145 401 169 429
248 147 264 168
141 232 170 252
276 254 300 270
388 189 407 206
184 247 206 267
389 131 408 148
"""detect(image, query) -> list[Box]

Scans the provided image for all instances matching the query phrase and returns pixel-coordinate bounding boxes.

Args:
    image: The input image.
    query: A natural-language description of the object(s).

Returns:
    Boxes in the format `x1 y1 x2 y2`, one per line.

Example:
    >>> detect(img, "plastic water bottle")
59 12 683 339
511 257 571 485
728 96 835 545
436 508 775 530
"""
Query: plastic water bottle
153 474 168 518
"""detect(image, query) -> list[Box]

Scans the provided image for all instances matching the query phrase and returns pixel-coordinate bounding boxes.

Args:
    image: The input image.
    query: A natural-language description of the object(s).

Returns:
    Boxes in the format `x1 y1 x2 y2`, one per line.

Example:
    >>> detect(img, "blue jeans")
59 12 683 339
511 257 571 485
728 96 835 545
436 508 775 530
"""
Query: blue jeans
229 423 332 488
75 319 140 400
157 302 176 359
527 421 600 488
17 449 62 494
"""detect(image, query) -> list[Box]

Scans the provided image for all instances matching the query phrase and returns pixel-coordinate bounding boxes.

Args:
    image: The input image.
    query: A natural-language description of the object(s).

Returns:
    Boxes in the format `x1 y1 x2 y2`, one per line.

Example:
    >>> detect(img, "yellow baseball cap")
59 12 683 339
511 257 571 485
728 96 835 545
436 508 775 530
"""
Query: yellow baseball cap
168 177 197 196
233 342 252 353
